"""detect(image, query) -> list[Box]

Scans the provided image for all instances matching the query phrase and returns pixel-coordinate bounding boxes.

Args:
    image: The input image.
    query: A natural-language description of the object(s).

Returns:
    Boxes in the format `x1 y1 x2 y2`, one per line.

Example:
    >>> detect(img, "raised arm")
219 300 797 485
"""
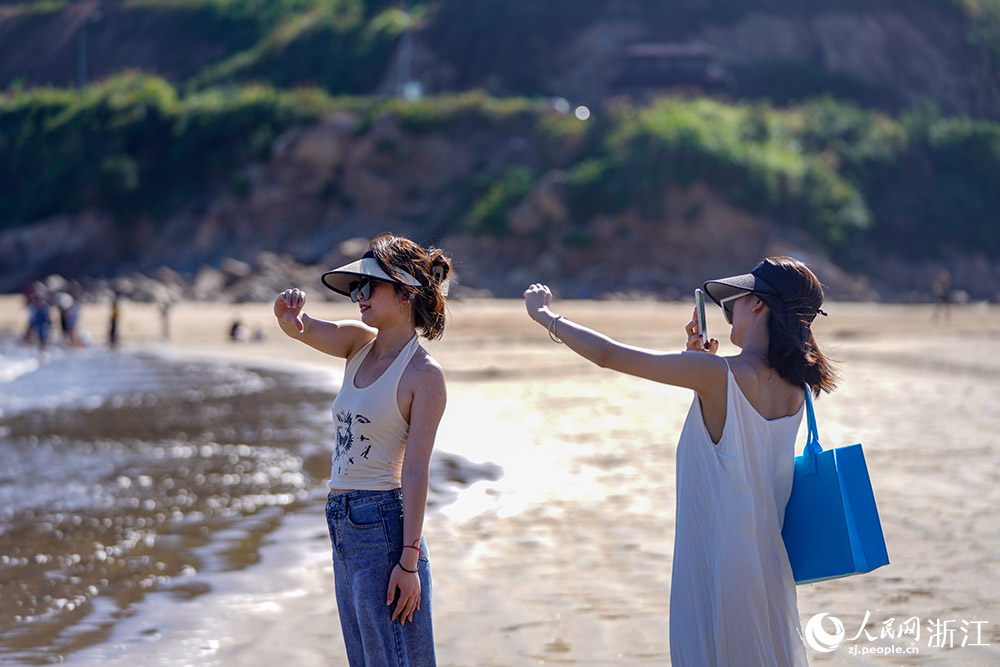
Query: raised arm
274 288 375 359
523 283 727 395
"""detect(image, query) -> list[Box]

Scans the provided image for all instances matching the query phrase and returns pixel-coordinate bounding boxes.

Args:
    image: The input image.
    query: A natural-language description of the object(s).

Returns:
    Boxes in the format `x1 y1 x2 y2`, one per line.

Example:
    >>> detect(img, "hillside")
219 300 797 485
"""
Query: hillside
1 2 999 301
2 0 1000 118
2 75 999 300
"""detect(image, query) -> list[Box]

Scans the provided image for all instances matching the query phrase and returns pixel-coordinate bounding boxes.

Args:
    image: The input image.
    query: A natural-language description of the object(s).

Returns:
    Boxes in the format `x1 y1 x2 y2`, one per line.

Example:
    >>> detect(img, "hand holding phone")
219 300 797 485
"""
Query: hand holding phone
695 288 708 342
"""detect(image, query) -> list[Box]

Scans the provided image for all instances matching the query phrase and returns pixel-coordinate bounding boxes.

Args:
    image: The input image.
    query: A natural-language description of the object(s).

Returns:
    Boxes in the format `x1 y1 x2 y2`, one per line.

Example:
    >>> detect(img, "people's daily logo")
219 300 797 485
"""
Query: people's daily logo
803 610 989 656
805 613 845 652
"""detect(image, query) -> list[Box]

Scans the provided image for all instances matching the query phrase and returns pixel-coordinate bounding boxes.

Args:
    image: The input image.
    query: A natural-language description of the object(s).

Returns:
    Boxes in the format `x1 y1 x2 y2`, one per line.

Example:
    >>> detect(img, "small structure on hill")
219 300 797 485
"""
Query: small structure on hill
609 42 733 96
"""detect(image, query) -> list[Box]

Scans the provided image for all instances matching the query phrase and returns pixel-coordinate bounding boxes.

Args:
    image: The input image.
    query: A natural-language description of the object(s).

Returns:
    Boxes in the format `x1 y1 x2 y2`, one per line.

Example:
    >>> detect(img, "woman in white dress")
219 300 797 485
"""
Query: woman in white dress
523 257 837 666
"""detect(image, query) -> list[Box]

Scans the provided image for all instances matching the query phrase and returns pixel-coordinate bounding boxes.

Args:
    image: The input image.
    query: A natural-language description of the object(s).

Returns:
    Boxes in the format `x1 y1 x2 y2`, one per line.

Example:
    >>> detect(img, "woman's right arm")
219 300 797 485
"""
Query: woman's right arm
274 288 375 359
523 283 726 396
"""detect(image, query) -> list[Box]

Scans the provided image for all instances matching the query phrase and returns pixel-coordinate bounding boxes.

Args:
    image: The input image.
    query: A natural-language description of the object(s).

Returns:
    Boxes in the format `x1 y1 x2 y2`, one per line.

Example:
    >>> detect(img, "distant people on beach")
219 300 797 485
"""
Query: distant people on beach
275 233 451 666
933 269 952 320
229 319 247 343
23 285 52 351
54 292 82 347
108 294 121 349
227 318 266 343
160 299 172 342
229 319 249 342
524 257 836 666
22 283 37 341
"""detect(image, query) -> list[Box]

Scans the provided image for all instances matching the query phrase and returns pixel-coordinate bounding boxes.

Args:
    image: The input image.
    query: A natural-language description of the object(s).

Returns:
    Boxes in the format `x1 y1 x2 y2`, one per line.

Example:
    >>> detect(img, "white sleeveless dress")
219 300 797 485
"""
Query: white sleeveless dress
669 360 809 666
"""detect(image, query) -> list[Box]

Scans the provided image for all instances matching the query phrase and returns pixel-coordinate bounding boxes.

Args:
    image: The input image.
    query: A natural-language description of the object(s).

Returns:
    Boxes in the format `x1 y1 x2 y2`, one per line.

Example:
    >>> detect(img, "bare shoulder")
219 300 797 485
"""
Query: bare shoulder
729 354 804 418
727 355 760 393
399 346 446 426
677 350 728 395
407 346 446 386
334 320 378 358
335 319 378 338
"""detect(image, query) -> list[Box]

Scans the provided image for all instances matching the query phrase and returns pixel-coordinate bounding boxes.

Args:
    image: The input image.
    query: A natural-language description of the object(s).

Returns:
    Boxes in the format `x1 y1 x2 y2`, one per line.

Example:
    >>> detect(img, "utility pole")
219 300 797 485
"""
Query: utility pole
397 0 421 99
76 8 103 88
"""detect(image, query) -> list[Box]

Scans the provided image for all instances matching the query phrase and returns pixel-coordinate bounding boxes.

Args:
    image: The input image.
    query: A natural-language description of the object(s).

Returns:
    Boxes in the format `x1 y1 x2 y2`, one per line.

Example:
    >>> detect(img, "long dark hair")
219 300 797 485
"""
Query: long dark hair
368 233 452 340
753 257 838 397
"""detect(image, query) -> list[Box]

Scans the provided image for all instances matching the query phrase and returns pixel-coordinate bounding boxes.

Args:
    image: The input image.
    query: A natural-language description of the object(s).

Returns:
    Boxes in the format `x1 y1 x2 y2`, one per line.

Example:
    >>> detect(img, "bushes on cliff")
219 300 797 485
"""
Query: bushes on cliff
561 98 872 258
558 96 1000 261
467 166 534 235
187 0 417 94
0 73 332 224
3 75 1000 263
881 110 1000 255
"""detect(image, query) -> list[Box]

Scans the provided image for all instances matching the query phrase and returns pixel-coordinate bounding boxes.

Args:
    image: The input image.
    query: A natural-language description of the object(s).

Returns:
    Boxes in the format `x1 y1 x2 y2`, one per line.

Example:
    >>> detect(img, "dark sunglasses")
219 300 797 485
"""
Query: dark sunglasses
349 278 380 303
720 291 752 325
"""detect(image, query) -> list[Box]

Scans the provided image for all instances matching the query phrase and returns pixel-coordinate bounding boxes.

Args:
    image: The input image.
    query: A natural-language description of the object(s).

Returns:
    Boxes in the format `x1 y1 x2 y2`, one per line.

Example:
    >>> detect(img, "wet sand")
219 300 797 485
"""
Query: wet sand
1 295 999 665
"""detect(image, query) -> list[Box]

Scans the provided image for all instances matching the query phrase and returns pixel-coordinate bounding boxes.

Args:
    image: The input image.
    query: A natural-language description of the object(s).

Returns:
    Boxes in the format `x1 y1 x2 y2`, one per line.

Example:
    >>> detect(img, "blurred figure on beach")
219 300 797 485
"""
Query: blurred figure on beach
160 299 172 341
108 294 121 349
524 257 836 666
21 283 36 340
54 291 82 347
23 285 52 351
274 233 451 666
933 269 952 321
229 319 249 342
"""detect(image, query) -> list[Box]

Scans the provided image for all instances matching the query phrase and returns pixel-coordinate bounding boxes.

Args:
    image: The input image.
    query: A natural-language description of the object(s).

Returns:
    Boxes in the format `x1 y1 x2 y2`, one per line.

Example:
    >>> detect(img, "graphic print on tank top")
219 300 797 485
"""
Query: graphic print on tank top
333 409 374 475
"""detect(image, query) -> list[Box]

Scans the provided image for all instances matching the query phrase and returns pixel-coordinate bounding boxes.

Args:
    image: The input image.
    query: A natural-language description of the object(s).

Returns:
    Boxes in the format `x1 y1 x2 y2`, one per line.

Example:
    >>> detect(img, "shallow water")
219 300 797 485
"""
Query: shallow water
0 342 498 664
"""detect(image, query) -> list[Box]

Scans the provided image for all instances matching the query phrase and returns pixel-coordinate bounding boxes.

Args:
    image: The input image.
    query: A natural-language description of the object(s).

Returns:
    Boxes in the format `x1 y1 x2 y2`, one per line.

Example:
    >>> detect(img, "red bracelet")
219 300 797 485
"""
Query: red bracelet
402 545 421 553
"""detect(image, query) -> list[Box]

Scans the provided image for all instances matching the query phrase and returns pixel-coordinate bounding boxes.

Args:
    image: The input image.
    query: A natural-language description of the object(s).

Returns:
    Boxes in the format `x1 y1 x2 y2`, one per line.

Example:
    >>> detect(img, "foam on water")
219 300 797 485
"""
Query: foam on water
0 340 272 419
0 338 42 385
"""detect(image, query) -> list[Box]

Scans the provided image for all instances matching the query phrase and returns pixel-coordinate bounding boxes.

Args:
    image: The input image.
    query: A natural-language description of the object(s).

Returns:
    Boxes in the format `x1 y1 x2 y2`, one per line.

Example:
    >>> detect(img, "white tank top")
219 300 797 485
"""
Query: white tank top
327 334 421 491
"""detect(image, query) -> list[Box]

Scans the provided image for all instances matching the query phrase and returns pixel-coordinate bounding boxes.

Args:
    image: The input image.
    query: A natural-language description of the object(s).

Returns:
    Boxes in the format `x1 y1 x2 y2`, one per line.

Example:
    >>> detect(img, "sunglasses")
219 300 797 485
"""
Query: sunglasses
349 278 380 303
720 291 752 325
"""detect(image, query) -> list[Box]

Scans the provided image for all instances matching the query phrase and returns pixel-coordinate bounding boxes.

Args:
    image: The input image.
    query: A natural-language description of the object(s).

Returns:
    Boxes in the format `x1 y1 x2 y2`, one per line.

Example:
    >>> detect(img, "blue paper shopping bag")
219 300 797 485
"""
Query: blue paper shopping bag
781 389 890 585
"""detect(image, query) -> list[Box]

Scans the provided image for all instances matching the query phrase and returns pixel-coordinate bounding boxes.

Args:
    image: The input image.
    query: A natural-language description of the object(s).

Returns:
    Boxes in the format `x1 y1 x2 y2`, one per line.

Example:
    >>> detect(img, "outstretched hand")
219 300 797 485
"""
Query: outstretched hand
275 288 306 333
685 307 719 354
523 283 554 324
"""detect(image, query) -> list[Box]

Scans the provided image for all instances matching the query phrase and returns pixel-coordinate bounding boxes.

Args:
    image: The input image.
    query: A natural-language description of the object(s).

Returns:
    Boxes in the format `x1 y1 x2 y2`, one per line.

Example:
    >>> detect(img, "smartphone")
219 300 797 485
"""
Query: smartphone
695 288 708 343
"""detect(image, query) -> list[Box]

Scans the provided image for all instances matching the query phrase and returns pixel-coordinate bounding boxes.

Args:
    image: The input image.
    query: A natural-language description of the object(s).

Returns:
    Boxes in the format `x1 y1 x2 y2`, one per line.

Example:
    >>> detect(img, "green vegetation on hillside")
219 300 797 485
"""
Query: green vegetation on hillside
562 96 1000 260
576 99 872 256
185 0 420 93
0 74 335 222
2 74 999 265
956 0 1000 59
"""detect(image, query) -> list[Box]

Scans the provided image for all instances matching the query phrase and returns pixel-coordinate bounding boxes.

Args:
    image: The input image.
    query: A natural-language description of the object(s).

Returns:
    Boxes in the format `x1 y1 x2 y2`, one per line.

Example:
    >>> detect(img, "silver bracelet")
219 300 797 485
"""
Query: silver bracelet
548 315 564 344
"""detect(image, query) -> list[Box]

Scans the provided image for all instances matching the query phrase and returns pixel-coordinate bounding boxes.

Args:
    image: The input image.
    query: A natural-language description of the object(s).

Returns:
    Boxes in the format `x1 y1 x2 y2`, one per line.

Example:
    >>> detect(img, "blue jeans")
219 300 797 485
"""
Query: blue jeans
326 489 436 666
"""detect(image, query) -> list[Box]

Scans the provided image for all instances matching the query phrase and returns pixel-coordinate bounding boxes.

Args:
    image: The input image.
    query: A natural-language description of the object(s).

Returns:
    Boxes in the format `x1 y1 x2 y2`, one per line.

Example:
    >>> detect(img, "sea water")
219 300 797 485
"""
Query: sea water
0 340 497 663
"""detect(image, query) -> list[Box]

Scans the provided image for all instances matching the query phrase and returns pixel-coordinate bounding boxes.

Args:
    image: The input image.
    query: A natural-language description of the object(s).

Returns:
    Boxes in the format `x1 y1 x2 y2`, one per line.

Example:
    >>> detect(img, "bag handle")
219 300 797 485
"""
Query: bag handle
803 386 822 475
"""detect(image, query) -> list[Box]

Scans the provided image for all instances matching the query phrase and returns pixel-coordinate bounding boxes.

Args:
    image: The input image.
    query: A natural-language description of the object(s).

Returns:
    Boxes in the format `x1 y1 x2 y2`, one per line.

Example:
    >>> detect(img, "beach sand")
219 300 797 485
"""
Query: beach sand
2 294 999 665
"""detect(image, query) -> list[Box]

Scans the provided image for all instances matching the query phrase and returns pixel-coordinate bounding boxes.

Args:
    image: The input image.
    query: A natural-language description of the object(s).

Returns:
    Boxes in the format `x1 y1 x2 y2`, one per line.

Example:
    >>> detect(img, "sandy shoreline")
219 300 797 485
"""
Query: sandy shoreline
2 295 1000 665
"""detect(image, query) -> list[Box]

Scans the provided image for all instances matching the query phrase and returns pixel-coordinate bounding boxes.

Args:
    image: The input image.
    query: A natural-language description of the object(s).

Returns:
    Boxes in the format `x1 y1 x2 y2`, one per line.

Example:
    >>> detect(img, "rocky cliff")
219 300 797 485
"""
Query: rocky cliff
5 109 976 303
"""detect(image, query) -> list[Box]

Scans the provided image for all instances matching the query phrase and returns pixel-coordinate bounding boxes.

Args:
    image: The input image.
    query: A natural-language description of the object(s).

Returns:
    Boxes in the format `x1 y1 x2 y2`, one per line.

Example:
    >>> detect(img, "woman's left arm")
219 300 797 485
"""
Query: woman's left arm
386 363 446 625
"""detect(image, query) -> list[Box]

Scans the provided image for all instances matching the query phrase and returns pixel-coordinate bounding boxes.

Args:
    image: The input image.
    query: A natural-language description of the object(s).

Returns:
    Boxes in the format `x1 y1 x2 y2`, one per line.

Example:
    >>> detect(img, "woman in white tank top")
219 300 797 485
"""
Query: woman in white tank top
275 234 451 666
524 257 838 666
